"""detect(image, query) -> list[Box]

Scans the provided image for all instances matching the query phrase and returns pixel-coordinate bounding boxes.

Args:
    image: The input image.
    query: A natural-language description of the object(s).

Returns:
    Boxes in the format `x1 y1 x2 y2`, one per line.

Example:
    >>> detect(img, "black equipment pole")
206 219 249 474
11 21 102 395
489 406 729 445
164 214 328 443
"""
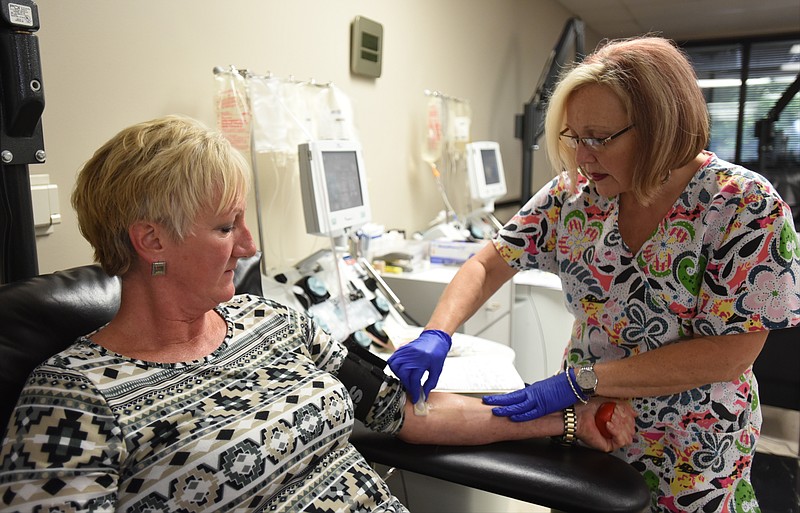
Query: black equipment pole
515 18 584 205
0 0 45 284
755 72 800 174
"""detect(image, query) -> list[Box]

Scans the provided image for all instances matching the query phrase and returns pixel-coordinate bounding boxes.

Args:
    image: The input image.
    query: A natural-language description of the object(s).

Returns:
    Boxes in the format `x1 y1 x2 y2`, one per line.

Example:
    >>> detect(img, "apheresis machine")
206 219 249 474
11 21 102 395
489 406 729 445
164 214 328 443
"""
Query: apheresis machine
285 139 522 393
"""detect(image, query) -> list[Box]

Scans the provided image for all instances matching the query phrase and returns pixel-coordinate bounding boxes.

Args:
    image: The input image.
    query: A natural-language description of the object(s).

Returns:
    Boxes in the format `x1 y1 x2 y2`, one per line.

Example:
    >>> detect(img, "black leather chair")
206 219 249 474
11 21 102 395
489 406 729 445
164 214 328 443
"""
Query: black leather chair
753 325 800 412
748 324 800 511
0 257 651 513
752 324 800 456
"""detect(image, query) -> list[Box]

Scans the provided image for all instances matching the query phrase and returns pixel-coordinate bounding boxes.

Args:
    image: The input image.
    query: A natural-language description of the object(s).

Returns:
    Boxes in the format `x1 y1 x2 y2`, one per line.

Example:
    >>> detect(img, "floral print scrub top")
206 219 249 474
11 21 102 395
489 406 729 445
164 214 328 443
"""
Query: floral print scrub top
494 152 800 512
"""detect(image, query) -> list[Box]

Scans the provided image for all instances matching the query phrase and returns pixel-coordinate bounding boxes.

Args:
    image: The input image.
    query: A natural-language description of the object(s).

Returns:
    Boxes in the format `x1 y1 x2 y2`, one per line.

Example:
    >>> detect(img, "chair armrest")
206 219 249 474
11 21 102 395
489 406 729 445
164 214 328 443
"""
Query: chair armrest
754 325 800 411
350 426 650 513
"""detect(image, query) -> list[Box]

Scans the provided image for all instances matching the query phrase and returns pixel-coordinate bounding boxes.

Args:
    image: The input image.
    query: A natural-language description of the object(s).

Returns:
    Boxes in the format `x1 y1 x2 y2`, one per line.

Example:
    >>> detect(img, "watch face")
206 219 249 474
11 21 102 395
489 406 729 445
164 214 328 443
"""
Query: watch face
577 367 597 391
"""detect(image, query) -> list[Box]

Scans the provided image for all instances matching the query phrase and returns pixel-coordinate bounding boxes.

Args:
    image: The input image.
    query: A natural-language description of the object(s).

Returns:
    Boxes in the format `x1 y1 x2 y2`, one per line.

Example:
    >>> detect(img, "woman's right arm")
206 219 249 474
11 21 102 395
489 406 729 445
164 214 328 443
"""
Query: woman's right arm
423 242 518 335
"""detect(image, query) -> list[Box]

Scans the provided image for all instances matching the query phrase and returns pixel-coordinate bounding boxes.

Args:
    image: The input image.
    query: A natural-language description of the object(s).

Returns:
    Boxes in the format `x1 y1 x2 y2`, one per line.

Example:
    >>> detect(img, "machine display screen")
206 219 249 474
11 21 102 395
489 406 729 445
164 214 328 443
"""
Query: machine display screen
481 149 501 185
322 151 364 212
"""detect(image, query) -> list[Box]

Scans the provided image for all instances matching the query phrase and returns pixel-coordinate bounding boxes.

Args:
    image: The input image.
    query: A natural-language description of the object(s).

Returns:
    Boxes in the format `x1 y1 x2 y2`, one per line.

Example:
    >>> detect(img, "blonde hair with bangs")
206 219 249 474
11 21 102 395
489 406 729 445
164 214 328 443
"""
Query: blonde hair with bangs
545 36 709 205
71 115 250 276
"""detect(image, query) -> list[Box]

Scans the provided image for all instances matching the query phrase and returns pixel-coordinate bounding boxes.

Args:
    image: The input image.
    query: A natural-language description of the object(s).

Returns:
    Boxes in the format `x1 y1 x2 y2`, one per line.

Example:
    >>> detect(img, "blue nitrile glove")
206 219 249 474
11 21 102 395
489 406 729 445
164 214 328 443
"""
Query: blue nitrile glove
482 368 581 422
387 329 452 404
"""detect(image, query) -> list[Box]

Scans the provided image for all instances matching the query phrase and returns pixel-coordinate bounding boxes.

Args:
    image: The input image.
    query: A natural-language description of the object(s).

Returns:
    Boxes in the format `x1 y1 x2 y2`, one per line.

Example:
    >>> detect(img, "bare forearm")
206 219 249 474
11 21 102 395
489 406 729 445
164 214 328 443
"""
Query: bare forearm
397 393 637 453
397 392 562 445
594 331 768 398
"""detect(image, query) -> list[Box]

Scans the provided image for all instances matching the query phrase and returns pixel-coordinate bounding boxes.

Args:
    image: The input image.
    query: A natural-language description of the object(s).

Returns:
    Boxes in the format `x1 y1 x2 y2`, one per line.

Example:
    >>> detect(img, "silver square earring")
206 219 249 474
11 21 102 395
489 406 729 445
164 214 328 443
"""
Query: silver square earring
151 261 167 276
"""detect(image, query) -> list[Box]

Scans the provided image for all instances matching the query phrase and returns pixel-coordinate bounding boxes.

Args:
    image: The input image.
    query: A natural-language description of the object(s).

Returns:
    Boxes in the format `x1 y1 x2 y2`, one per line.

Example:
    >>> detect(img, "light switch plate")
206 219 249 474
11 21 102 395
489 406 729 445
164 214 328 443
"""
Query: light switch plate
30 173 60 235
351 16 383 78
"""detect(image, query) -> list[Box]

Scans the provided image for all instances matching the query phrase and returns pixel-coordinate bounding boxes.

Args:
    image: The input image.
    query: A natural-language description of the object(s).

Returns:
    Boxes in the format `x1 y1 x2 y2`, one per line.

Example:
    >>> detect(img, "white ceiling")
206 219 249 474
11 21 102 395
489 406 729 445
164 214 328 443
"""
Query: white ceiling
554 0 800 41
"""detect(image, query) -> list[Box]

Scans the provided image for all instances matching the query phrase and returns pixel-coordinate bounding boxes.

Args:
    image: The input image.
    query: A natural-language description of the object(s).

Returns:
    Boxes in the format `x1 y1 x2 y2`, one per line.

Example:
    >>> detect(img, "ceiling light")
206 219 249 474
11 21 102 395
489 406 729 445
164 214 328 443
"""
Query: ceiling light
697 77 772 88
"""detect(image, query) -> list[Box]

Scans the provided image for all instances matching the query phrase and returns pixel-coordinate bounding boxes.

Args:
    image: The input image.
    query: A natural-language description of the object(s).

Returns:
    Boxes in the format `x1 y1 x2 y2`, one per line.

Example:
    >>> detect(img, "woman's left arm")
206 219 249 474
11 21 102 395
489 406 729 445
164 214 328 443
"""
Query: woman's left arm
592 330 768 399
397 392 637 453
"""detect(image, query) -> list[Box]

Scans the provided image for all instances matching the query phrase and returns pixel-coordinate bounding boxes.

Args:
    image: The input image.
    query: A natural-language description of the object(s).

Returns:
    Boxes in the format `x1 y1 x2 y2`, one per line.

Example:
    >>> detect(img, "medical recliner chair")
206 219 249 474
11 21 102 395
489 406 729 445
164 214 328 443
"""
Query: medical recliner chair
0 255 651 513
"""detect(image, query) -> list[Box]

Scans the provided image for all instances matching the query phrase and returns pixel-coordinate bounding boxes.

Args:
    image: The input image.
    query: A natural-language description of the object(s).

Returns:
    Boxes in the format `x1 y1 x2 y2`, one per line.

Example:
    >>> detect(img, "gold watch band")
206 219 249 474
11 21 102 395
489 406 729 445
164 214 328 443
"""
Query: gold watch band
559 405 578 446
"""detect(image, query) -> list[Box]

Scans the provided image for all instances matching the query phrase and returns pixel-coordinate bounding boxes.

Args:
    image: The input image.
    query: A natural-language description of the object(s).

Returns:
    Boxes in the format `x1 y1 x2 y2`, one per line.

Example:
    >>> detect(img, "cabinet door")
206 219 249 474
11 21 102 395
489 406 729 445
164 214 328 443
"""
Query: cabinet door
467 312 510 346
463 282 512 343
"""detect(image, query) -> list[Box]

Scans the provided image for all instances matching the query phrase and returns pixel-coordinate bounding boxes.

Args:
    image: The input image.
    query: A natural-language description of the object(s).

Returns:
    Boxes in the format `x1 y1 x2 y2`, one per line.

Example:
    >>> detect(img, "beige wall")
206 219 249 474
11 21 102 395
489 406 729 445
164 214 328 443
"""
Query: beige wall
32 0 583 274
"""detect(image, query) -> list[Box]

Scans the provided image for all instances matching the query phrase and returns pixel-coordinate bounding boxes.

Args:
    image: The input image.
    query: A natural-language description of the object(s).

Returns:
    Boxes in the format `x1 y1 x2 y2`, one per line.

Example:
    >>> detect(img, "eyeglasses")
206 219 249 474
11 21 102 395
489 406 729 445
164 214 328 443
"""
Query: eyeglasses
559 124 635 150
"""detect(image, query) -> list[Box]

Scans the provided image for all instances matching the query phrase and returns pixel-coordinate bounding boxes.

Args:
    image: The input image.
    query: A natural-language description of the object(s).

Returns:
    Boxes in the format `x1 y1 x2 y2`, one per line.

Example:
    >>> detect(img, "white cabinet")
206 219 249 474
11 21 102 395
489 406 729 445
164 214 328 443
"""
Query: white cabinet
512 270 574 383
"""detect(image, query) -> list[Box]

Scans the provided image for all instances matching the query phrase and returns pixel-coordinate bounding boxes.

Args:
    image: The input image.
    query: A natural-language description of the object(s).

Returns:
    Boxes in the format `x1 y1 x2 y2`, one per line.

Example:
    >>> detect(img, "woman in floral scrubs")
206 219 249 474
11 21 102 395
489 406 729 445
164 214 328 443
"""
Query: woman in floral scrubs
389 37 800 512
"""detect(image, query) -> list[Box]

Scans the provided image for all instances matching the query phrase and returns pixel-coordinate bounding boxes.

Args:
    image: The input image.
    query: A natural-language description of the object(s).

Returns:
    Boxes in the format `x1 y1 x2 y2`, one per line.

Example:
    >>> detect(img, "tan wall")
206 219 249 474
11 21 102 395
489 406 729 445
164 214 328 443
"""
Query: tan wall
32 0 588 274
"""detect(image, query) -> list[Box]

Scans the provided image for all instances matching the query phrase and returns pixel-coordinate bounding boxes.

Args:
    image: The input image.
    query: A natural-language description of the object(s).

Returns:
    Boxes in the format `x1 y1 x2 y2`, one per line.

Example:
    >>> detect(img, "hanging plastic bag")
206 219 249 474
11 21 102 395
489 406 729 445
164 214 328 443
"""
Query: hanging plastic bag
448 98 472 156
316 84 358 141
284 80 316 149
422 94 443 166
214 67 250 152
249 75 291 154
300 82 328 141
421 93 456 221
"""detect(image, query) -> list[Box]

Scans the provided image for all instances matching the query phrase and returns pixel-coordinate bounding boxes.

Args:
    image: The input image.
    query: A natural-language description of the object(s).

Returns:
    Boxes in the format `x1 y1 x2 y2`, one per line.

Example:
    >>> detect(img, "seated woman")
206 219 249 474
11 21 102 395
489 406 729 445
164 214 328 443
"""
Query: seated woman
0 115 635 512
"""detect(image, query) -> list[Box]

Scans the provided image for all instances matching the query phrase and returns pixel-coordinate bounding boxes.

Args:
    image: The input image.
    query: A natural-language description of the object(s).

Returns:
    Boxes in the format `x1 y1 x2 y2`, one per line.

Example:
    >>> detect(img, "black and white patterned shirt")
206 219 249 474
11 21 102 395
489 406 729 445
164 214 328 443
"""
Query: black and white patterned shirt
0 295 408 512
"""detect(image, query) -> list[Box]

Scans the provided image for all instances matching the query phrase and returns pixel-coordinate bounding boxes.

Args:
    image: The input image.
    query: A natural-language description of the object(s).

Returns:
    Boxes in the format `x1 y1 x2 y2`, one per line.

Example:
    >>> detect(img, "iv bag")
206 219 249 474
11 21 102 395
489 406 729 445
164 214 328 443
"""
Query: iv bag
448 99 471 154
249 75 291 154
285 81 316 147
316 84 357 141
422 95 443 164
214 69 250 152
302 84 328 141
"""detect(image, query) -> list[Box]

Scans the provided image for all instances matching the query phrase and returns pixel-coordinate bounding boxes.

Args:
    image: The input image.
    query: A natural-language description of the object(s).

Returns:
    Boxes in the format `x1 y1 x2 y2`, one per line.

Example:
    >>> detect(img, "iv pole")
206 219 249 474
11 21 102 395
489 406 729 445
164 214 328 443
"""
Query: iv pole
0 0 46 284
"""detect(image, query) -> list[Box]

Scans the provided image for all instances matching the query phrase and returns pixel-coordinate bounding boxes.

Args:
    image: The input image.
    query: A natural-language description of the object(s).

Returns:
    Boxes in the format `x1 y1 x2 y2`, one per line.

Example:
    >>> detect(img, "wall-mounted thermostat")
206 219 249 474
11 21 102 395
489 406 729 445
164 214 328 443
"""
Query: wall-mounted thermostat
351 16 383 78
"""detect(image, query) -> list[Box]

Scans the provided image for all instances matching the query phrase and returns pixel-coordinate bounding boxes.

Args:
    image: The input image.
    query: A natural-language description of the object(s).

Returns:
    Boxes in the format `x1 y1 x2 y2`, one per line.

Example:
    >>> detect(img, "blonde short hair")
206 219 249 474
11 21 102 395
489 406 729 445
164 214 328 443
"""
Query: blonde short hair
72 115 250 276
544 36 709 204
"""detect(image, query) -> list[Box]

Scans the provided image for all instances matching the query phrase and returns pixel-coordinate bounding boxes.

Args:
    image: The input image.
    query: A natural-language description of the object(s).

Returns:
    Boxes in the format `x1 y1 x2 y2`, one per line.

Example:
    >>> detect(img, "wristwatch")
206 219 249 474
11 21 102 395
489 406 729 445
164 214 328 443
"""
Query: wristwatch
575 365 598 397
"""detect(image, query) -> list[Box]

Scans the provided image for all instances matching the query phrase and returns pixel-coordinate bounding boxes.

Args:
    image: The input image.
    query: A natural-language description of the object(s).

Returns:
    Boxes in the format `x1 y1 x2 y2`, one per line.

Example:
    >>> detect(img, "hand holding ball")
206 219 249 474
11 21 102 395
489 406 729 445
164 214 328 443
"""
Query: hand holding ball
595 402 616 439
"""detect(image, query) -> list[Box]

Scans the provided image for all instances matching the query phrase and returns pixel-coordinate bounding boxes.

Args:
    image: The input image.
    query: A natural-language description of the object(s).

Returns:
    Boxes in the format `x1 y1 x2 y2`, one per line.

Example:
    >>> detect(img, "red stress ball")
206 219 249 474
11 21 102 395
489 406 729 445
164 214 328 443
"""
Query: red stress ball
595 402 616 439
